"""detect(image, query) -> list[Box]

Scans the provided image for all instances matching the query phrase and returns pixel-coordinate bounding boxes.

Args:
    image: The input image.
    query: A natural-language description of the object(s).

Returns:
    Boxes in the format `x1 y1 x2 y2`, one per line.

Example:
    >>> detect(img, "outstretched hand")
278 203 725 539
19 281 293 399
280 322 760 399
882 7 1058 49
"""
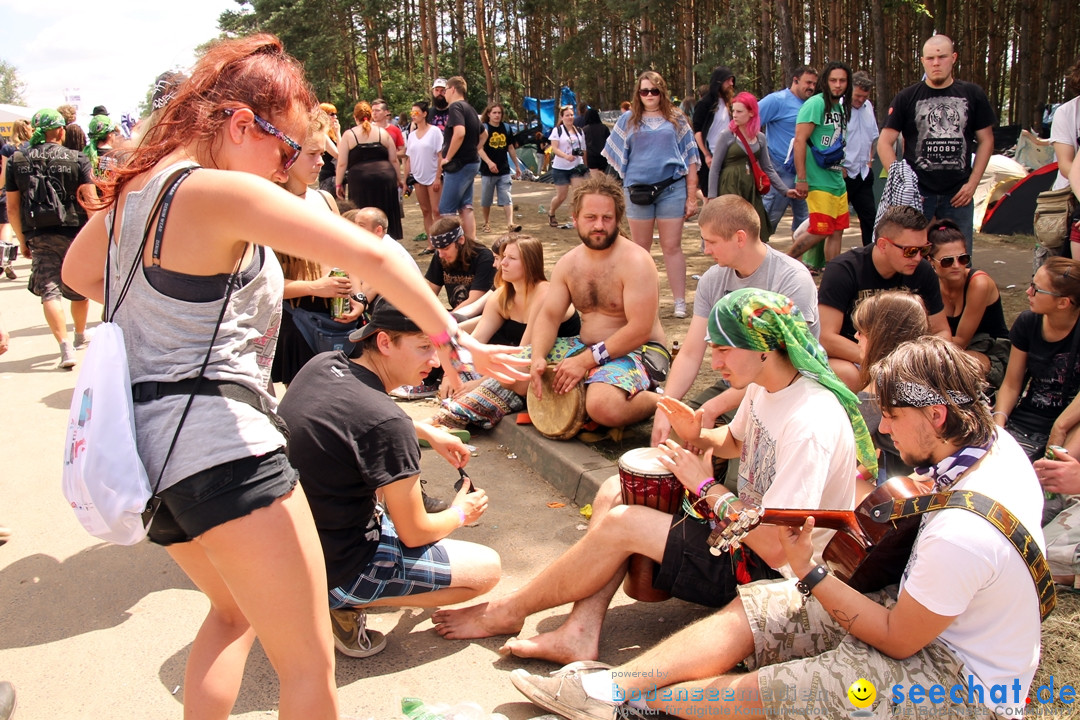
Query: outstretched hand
657 395 705 450
440 334 529 392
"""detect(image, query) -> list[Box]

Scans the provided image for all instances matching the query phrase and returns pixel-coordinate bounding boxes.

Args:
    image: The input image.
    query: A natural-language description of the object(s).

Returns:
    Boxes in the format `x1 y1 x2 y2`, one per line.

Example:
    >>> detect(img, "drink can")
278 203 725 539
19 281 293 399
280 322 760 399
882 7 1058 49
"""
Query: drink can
1045 446 1068 500
329 268 350 319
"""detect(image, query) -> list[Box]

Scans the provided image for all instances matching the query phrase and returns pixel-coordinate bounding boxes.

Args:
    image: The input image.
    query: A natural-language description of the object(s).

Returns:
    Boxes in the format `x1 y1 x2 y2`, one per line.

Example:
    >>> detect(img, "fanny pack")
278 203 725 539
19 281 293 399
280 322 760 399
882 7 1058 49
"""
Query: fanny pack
628 176 680 205
810 135 845 169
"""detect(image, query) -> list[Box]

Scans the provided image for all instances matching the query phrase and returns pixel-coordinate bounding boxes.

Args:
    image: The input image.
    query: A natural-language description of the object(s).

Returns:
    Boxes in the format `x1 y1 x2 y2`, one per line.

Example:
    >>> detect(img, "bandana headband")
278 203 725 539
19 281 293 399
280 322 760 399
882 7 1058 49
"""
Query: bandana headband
889 380 973 408
430 225 463 249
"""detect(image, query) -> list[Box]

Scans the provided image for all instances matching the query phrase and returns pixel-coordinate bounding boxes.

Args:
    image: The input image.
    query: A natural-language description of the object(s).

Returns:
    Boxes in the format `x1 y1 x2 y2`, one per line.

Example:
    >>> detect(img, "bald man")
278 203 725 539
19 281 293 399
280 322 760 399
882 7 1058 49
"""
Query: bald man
878 34 995 256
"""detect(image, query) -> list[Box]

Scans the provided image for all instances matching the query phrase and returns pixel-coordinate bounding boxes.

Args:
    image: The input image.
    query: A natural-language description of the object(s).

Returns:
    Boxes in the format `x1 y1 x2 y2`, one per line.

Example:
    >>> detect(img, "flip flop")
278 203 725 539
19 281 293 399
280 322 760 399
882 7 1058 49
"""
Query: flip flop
549 215 558 227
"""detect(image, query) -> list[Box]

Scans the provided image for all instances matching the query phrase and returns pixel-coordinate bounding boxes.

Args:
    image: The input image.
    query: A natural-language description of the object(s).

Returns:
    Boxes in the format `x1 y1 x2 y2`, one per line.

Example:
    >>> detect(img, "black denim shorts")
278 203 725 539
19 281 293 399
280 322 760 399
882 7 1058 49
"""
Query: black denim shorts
147 449 298 545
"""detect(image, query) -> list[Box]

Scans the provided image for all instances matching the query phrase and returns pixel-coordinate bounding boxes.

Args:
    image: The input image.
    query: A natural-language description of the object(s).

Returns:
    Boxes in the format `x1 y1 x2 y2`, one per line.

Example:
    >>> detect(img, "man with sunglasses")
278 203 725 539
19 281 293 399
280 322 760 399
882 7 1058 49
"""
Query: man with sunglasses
818 205 951 390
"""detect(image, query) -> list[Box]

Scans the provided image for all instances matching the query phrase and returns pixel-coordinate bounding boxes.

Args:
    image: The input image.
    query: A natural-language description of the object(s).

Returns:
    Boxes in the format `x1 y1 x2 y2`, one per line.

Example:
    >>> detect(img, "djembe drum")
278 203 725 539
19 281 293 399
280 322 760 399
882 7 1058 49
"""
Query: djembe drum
527 365 587 440
618 447 685 602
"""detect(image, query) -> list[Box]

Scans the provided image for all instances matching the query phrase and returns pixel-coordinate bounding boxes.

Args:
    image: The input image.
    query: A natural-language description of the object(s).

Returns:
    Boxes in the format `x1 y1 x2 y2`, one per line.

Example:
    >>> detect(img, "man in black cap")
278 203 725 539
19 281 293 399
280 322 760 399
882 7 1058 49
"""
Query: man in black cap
277 299 501 659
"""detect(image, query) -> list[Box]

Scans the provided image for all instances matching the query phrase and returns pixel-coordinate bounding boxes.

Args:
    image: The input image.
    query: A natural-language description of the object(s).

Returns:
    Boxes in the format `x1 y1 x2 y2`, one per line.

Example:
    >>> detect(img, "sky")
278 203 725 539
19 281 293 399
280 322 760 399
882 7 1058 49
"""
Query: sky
0 0 240 126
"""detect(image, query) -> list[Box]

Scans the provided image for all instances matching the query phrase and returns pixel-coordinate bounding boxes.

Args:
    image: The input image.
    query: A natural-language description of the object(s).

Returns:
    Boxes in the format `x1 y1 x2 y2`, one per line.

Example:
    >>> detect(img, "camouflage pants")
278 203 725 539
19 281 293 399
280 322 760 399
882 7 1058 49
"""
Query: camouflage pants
27 233 86 303
739 579 1001 720
1043 494 1080 585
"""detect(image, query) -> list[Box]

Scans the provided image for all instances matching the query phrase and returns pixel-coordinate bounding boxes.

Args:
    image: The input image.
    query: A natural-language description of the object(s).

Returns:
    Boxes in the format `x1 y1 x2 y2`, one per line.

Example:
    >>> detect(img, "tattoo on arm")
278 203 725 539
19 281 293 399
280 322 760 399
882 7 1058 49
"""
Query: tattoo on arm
832 609 860 631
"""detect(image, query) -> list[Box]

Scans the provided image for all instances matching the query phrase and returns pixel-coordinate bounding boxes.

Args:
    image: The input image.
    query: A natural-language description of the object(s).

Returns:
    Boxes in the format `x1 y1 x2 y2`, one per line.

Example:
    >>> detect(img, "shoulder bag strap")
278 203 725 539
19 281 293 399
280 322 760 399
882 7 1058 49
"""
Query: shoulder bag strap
870 489 1056 621
734 127 766 178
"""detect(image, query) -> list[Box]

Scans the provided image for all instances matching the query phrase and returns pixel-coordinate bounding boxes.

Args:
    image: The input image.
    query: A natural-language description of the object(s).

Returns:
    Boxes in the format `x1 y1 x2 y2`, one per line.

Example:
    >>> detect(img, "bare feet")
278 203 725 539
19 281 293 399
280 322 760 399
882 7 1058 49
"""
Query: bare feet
432 601 523 640
498 622 601 665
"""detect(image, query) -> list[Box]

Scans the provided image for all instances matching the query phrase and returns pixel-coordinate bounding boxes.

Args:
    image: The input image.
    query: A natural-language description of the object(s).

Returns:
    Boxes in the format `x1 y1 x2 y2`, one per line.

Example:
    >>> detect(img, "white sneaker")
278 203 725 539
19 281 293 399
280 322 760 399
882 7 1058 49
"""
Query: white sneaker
673 299 687 318
59 342 77 369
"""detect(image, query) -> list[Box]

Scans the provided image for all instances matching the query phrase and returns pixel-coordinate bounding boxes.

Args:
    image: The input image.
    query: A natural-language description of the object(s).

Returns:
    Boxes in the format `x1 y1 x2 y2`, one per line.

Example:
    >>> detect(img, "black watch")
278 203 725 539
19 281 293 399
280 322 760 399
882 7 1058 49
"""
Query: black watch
796 565 829 597
351 292 368 307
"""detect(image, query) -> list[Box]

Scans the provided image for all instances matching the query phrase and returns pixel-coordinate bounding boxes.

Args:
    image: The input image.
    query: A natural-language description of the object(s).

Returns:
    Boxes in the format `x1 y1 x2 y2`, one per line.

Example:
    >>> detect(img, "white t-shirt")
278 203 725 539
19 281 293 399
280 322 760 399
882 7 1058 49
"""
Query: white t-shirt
693 248 820 338
1049 96 1080 190
729 377 857 575
549 125 586 171
705 104 731 155
405 126 443 186
898 430 1044 716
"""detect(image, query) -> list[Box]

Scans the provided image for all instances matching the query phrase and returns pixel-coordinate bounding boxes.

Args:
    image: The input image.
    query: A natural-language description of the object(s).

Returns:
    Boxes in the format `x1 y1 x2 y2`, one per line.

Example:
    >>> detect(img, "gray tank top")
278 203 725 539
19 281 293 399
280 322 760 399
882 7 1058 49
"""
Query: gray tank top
108 162 286 494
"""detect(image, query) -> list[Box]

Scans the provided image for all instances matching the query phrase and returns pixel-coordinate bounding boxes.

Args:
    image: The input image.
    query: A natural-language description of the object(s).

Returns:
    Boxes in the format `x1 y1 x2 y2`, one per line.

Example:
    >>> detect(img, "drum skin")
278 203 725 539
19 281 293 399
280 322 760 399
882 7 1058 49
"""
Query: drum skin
527 365 586 440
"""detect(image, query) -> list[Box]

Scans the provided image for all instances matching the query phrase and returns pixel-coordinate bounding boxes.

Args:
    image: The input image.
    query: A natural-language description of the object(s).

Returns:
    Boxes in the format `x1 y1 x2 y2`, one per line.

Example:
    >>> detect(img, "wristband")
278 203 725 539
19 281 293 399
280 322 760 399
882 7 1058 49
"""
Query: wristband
451 505 466 527
351 292 368 307
712 491 737 519
796 564 829 597
590 341 610 366
796 178 808 183
696 477 717 497
991 411 1007 419
430 320 459 347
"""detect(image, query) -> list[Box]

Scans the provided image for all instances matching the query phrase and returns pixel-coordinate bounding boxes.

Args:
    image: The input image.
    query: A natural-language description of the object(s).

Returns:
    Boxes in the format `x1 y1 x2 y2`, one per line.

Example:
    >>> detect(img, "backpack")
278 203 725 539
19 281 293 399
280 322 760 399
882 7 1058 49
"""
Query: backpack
10 144 82 230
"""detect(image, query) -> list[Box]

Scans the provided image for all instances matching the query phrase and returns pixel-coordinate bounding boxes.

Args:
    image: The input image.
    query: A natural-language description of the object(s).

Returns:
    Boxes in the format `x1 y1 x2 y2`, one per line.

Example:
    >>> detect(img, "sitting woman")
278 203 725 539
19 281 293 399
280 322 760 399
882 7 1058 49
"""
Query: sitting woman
995 257 1080 459
928 219 1010 389
271 109 357 386
852 291 929 482
433 235 579 430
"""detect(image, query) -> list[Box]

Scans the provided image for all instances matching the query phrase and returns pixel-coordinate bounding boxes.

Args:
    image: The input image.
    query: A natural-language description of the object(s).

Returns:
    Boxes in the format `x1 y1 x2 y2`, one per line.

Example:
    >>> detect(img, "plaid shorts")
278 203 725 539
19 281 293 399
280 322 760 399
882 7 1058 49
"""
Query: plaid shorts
328 510 452 608
27 233 86 302
739 579 1001 719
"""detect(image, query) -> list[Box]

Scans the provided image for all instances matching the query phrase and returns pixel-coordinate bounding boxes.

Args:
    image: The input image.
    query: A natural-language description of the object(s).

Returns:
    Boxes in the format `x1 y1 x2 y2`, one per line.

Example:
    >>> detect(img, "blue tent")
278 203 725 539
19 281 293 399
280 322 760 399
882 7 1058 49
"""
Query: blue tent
522 87 577 133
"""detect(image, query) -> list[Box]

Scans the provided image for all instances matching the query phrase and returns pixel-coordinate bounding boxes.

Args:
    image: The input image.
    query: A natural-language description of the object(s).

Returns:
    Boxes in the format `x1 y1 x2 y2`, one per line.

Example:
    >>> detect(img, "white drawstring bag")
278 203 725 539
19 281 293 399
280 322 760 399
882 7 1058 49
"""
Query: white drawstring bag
61 321 152 545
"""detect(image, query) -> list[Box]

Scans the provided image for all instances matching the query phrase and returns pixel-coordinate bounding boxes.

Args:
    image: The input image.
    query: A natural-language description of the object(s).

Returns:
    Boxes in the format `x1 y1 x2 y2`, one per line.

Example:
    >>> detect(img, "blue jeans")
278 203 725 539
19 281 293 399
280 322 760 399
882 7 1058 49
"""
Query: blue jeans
763 167 808 237
438 161 481 215
921 193 974 256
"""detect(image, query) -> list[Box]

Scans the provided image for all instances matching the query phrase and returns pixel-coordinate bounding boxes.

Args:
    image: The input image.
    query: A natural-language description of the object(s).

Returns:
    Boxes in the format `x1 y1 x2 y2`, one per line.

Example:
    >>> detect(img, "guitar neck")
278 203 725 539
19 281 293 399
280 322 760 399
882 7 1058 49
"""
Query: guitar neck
759 509 862 537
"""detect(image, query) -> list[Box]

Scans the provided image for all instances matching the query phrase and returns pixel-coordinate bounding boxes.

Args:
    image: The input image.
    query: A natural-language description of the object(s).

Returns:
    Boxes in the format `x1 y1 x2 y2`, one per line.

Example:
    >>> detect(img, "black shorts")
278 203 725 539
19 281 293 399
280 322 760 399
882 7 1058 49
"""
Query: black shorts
147 449 298 545
652 510 781 607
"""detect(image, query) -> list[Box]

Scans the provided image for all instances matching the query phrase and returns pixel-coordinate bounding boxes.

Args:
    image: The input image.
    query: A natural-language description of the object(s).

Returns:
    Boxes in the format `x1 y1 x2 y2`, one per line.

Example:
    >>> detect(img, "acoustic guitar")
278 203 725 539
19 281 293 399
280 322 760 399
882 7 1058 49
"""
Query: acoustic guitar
706 475 931 592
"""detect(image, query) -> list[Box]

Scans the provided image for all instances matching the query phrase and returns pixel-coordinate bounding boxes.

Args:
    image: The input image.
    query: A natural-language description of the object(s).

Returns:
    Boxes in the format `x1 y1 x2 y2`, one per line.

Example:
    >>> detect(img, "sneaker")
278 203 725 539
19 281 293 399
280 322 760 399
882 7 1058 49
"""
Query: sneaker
390 384 438 400
329 607 387 658
0 680 15 720
419 247 435 255
508 224 522 233
59 341 77 369
510 661 621 720
421 479 450 513
673 299 687 318
74 328 94 349
3 265 15 280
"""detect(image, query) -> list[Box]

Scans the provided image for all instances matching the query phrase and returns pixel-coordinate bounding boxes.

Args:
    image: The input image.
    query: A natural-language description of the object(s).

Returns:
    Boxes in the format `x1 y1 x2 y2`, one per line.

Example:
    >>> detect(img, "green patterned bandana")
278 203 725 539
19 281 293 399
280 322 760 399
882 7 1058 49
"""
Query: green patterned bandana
88 114 118 142
30 108 66 146
707 287 878 478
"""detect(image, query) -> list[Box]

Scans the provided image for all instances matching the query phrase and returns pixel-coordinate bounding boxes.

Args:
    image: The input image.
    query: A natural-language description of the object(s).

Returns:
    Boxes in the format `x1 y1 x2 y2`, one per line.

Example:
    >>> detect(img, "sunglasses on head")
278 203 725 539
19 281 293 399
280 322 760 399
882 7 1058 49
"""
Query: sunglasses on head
639 87 662 97
884 237 932 259
934 253 970 268
226 109 303 172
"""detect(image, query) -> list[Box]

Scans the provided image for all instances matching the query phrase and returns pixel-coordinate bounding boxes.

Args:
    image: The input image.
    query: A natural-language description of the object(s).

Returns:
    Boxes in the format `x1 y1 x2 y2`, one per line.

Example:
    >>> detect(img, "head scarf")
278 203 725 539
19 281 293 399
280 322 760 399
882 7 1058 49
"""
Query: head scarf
88 114 118 143
30 109 66 147
707 288 877 478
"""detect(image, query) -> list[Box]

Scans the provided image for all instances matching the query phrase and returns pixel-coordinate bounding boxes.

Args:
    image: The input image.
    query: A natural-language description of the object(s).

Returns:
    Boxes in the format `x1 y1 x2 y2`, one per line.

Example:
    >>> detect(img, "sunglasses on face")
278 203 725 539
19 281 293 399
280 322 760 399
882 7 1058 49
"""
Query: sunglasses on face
237 111 302 172
1028 282 1064 297
884 237 932 259
933 253 970 268
639 87 662 97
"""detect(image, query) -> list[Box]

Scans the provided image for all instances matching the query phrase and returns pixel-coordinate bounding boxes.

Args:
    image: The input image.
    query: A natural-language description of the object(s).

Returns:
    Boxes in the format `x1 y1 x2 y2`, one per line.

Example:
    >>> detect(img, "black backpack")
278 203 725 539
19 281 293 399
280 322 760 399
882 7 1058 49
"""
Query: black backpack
9 144 83 230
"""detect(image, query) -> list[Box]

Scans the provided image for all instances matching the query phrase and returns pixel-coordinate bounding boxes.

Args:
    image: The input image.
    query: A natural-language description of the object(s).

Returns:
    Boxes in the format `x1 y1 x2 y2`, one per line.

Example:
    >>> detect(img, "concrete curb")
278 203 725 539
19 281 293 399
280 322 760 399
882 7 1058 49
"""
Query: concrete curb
490 417 616 505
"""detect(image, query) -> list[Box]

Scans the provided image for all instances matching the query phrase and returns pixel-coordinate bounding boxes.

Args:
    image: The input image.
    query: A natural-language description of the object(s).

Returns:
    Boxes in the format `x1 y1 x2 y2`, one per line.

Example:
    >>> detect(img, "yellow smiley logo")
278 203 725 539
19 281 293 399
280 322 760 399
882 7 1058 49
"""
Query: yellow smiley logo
847 678 876 709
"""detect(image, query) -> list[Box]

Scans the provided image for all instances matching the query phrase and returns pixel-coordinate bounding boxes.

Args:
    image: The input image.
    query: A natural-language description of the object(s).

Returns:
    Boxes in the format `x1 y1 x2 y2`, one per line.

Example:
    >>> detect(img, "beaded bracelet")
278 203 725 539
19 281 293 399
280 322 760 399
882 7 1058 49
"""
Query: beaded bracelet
696 477 717 497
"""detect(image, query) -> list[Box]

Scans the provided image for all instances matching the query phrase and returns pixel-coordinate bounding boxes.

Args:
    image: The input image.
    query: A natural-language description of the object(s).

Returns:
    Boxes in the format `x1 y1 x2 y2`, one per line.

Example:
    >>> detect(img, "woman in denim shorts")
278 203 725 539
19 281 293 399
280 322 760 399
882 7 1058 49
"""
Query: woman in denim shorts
546 105 588 227
603 72 700 318
63 34 527 720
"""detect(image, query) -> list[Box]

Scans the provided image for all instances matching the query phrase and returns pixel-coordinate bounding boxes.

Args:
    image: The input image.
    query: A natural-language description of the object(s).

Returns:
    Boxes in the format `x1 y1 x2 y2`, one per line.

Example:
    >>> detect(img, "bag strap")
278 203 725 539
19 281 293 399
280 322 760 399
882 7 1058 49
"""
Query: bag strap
106 166 196 321
734 127 766 178
869 489 1056 621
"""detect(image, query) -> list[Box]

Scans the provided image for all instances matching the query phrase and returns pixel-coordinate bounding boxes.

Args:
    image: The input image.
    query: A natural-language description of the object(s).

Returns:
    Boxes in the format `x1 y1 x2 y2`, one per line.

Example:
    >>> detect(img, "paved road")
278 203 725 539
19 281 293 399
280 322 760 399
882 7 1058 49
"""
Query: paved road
0 255 706 719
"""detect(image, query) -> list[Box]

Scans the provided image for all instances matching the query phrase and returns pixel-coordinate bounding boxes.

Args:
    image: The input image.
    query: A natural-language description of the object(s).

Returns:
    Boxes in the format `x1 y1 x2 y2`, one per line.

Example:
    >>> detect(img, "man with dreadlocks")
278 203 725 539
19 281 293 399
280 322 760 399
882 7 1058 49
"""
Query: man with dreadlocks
432 289 870 668
510 336 1048 720
787 61 853 264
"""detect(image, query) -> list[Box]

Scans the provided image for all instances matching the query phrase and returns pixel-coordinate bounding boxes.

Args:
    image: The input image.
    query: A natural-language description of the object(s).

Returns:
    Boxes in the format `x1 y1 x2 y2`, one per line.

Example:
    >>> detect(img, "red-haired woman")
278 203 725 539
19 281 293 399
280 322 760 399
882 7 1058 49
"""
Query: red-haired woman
335 101 403 239
62 34 524 719
706 91 796 243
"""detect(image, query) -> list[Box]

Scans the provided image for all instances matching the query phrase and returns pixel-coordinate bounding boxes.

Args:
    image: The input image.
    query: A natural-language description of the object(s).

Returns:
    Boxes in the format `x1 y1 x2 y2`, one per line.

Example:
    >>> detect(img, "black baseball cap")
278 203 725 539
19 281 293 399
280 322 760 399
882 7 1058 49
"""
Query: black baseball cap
348 299 422 343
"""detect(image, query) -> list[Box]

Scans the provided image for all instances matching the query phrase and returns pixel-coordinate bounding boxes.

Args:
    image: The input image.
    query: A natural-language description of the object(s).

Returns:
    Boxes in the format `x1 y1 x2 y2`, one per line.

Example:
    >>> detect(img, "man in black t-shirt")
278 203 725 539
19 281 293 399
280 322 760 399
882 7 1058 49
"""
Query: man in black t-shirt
428 77 450 131
878 35 995 256
818 205 950 390
437 76 486 241
424 218 496 311
278 300 500 658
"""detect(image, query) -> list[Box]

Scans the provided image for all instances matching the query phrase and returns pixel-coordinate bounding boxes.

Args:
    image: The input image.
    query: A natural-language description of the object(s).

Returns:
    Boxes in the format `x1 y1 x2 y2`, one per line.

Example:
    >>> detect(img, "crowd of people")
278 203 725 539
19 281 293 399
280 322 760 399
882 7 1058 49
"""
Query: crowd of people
2 29 1080 720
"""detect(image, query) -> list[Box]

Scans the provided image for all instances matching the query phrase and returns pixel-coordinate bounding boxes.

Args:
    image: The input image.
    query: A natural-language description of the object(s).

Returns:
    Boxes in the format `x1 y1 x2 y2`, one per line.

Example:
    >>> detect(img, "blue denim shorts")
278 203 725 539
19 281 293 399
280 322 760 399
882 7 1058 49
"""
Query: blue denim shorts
147 449 297 545
438 161 481 215
328 510 452 608
551 165 586 186
481 174 512 207
624 177 687 220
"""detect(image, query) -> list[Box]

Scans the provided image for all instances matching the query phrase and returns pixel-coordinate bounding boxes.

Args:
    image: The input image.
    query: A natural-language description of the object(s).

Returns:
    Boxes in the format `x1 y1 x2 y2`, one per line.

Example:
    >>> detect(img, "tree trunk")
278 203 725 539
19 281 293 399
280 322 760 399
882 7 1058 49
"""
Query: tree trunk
1017 0 1036 128
870 0 888 126
1037 0 1064 119
775 0 797 83
475 0 496 97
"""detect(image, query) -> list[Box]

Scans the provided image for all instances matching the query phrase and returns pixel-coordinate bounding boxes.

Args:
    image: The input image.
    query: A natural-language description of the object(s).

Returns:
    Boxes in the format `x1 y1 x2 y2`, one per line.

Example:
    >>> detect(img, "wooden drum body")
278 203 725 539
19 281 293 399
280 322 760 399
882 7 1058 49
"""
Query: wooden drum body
617 447 685 602
527 365 586 440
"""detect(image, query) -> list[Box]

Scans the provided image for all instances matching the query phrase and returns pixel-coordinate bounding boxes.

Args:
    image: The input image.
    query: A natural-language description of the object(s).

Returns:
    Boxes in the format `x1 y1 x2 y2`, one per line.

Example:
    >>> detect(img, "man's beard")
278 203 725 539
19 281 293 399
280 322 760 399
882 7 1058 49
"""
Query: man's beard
578 224 618 250
432 95 448 110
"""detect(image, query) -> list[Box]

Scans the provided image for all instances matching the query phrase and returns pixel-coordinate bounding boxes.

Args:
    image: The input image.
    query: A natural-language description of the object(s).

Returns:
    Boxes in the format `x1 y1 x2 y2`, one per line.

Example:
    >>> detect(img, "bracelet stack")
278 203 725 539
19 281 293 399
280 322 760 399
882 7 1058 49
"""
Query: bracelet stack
590 341 610 366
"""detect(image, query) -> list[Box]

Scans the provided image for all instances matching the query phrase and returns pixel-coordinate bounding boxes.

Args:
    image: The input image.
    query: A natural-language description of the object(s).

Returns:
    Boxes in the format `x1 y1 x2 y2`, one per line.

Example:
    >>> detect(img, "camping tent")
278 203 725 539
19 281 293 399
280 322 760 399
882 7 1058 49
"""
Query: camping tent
973 155 1028 231
980 162 1058 235
0 104 33 139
